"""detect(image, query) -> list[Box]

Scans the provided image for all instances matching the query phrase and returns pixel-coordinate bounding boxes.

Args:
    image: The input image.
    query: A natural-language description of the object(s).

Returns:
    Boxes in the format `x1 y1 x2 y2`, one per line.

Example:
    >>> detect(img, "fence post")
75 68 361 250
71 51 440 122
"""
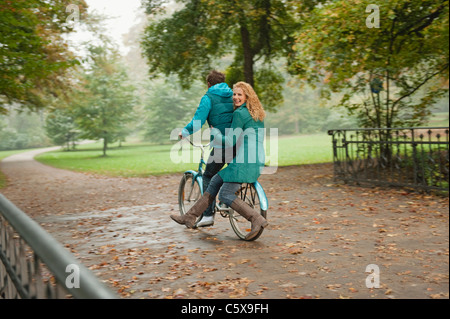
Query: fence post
328 127 449 192
0 194 117 299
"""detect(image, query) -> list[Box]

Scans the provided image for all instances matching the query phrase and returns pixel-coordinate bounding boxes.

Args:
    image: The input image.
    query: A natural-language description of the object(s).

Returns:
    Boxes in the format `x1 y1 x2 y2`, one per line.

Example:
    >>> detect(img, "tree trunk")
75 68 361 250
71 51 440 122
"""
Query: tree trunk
103 134 107 157
240 25 255 87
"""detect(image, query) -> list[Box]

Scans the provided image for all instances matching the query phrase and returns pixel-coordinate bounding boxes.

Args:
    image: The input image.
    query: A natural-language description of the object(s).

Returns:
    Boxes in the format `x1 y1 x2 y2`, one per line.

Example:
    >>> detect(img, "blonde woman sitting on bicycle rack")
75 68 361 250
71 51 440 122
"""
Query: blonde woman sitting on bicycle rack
171 81 268 241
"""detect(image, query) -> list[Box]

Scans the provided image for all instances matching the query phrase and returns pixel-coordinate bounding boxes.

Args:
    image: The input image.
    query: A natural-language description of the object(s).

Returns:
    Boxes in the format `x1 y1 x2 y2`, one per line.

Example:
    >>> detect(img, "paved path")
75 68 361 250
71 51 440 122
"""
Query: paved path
0 148 448 299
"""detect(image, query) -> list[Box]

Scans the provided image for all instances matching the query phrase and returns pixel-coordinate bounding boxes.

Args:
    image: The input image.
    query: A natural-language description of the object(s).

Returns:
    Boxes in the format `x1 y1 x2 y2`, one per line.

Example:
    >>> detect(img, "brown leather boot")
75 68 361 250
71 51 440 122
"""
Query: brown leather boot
230 197 268 240
170 192 214 229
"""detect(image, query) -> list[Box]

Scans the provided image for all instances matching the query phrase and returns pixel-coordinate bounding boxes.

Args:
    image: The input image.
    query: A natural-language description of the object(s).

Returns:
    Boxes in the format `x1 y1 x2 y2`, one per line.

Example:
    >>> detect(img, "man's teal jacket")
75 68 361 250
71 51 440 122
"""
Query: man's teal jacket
181 83 234 141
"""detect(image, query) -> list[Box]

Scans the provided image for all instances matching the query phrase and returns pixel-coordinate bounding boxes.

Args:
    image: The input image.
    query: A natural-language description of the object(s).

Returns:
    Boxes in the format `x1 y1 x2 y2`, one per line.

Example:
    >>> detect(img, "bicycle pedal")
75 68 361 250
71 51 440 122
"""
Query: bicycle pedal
220 211 229 218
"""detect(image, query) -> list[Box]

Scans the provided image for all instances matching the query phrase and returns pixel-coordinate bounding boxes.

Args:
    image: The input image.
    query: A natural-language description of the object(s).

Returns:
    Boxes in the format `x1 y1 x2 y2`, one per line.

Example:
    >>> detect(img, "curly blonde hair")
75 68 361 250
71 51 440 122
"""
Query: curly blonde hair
233 81 266 122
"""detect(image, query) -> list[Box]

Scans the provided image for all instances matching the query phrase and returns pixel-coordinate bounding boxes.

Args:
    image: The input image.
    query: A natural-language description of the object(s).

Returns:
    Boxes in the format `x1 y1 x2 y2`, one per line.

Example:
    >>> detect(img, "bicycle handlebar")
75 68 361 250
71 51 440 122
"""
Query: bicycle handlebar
179 136 210 149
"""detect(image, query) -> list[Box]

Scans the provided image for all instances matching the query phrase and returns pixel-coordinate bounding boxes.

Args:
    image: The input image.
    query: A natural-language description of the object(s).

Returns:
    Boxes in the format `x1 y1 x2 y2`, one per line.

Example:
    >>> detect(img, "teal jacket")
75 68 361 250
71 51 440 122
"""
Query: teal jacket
212 104 265 183
181 83 233 141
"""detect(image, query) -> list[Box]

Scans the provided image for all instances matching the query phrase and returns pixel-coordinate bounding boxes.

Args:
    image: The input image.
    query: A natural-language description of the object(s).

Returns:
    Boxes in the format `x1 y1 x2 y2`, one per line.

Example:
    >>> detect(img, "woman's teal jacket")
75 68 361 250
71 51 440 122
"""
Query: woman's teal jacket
212 104 265 183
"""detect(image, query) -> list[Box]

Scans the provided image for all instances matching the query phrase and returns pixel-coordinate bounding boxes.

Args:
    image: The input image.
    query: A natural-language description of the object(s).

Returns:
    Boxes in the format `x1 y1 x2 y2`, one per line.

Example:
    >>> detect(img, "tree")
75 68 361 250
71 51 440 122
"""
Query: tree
0 107 50 150
74 45 137 156
289 0 449 128
142 77 204 143
265 79 357 135
0 0 87 114
45 107 79 150
141 0 313 111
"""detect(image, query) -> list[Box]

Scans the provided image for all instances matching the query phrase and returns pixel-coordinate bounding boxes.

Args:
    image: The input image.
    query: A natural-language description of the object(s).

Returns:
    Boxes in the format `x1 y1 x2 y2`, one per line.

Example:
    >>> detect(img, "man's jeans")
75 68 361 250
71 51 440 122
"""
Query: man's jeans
202 147 235 217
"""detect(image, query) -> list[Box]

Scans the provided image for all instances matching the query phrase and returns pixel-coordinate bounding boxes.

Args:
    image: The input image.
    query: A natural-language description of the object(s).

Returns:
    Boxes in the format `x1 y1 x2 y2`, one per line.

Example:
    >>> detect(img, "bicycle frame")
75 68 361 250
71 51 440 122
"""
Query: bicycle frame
182 138 207 192
178 137 269 240
181 138 269 212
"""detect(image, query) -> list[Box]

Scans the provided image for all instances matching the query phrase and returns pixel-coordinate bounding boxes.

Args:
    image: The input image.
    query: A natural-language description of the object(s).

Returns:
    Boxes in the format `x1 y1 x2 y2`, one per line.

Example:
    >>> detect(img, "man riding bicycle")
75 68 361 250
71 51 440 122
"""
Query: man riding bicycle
178 70 235 227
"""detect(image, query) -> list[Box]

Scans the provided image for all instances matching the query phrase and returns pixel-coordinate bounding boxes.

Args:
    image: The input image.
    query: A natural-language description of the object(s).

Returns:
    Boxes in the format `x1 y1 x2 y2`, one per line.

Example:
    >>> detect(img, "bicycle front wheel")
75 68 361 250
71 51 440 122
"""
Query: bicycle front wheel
178 173 203 226
229 183 267 241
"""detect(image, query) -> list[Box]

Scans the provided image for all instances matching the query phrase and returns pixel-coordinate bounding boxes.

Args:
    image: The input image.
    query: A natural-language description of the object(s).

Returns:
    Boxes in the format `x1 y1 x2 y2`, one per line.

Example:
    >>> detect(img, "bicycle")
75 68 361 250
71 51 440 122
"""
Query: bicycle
177 138 269 241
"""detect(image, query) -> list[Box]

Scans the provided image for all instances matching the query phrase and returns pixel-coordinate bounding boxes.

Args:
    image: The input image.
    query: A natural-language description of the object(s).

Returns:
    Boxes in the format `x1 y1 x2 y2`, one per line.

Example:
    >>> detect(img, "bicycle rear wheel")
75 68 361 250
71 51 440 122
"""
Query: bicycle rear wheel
229 183 267 241
178 173 203 226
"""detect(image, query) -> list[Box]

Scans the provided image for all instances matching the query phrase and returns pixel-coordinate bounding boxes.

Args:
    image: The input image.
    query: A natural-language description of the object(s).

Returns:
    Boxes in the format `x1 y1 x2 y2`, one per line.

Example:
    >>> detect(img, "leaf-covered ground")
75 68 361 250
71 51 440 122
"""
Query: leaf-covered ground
1 151 448 299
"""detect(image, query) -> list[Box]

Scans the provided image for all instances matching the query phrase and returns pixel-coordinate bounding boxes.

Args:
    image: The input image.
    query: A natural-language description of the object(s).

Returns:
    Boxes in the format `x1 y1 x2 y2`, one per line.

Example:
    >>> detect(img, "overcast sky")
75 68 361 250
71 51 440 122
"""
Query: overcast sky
68 0 145 55
87 0 144 47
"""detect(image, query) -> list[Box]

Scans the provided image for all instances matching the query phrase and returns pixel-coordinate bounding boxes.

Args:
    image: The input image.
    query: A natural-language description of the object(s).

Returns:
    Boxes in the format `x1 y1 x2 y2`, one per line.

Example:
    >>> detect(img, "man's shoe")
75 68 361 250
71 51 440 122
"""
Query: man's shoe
195 215 214 227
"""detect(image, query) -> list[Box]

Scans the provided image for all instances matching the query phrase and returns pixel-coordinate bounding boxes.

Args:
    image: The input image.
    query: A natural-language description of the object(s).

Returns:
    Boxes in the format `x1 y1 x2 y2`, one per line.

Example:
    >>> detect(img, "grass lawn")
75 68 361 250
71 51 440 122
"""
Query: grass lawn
35 133 334 177
427 112 449 127
274 134 332 166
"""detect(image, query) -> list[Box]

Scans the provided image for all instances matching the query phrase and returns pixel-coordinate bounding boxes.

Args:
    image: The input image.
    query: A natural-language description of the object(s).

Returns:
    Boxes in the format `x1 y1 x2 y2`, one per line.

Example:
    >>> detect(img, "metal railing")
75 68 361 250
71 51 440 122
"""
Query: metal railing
328 127 449 192
0 193 117 299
